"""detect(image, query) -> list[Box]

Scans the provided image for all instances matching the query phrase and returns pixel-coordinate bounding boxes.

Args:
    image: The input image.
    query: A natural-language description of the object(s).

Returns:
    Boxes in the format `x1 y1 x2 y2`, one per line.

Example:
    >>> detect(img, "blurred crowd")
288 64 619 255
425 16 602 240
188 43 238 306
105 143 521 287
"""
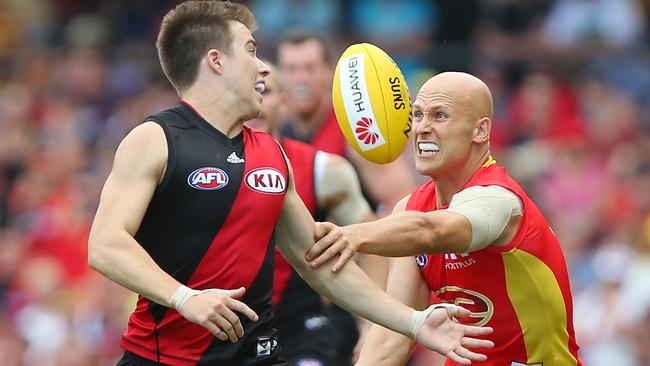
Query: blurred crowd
0 0 649 365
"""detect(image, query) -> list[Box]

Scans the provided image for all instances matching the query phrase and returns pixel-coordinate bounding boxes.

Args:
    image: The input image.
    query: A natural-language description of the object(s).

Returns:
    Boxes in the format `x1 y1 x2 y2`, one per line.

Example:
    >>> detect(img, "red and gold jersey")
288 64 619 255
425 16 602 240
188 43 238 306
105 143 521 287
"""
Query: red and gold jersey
408 158 583 366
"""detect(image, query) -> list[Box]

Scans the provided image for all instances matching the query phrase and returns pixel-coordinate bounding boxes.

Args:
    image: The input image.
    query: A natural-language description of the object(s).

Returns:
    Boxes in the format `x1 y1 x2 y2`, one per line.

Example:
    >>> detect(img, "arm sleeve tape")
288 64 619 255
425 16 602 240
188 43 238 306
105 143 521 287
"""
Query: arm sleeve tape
445 185 522 252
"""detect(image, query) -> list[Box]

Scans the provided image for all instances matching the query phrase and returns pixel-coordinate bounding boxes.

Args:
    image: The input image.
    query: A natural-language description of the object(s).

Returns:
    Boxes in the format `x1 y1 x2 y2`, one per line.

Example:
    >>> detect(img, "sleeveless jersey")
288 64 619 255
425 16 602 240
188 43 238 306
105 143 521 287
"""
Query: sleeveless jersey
273 137 323 323
120 102 289 366
408 159 583 366
280 107 346 157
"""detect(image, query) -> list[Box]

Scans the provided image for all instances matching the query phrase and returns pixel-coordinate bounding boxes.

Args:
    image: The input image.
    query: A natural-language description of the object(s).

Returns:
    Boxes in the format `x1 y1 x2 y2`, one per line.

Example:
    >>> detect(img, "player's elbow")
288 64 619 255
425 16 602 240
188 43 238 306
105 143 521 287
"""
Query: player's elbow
87 230 111 272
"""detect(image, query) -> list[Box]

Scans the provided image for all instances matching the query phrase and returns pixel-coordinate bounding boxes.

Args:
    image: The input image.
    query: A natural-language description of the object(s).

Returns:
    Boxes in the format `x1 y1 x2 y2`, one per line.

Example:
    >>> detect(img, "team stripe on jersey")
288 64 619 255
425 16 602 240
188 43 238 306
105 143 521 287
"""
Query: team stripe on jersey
503 249 579 365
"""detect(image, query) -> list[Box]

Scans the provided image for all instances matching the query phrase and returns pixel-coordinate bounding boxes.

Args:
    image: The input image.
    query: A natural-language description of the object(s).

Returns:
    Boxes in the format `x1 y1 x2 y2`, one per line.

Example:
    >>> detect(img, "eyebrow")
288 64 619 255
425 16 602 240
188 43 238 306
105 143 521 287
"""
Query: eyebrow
246 39 257 48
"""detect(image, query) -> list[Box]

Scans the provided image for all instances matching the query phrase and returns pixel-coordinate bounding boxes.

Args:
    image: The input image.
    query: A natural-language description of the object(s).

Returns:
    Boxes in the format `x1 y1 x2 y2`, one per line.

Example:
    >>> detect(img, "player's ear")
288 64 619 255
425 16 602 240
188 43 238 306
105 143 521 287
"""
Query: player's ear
206 49 224 75
473 117 491 143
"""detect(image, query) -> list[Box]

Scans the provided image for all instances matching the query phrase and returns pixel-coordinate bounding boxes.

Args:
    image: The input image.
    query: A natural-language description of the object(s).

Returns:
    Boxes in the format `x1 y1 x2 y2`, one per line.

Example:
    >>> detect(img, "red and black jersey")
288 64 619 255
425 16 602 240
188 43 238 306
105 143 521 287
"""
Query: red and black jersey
279 107 345 157
120 101 288 366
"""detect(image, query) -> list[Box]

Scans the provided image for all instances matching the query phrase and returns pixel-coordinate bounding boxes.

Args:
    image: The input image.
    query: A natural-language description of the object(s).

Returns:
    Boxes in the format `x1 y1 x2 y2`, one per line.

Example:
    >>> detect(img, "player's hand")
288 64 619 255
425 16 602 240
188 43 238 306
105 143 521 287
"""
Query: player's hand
414 304 494 365
307 222 360 272
178 287 259 343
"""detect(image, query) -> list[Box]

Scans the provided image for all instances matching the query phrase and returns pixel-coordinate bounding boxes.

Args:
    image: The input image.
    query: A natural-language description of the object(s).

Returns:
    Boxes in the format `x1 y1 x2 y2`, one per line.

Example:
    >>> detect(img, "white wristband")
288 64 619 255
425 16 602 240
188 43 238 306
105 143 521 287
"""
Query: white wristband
170 285 207 312
408 303 461 340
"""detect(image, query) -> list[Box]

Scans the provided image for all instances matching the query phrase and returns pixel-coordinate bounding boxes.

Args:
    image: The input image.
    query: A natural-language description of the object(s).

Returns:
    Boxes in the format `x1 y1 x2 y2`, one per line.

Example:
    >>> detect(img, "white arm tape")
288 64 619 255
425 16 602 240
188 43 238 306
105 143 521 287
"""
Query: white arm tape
446 185 522 252
408 303 461 340
170 285 204 312
170 285 236 312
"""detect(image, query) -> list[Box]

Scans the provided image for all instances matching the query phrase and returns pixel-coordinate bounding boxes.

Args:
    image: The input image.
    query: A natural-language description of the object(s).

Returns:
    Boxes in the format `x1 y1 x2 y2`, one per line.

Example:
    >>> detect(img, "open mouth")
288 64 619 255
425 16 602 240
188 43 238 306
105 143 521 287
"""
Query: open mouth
254 81 266 93
418 142 440 156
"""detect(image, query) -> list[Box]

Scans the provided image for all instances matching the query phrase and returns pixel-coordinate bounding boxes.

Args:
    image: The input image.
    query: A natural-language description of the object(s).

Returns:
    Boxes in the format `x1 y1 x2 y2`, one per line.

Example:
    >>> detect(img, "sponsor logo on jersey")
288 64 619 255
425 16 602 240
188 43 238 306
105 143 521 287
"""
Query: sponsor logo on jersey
416 255 428 270
226 152 245 163
339 54 386 151
435 286 494 326
444 252 477 270
511 362 542 366
187 167 228 190
246 167 286 194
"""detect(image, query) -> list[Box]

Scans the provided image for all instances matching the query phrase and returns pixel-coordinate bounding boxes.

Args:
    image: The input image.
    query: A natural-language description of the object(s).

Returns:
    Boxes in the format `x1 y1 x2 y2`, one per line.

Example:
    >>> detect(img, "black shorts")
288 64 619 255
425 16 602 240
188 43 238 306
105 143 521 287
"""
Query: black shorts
277 305 358 366
117 339 288 366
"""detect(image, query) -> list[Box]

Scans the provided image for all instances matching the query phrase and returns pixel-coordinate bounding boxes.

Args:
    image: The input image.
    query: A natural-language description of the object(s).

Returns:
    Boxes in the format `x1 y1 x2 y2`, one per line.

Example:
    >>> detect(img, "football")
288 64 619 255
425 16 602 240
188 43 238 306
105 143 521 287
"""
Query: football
332 43 412 164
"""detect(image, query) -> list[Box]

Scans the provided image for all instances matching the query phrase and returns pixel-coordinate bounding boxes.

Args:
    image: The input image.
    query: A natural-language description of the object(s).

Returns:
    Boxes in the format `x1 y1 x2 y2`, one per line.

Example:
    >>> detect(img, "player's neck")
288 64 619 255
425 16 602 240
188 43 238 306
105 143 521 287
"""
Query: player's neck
181 89 243 138
434 149 491 207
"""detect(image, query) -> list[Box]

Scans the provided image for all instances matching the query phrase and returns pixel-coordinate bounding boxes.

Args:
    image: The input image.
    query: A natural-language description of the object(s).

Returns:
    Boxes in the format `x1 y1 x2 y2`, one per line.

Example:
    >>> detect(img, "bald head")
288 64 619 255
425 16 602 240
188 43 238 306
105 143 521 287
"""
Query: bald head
417 72 493 121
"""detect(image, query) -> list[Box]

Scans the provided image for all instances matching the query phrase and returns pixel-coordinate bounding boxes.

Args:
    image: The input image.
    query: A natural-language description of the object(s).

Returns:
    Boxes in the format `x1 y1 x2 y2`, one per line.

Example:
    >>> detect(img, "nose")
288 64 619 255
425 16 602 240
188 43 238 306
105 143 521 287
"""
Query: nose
414 119 431 135
258 58 271 77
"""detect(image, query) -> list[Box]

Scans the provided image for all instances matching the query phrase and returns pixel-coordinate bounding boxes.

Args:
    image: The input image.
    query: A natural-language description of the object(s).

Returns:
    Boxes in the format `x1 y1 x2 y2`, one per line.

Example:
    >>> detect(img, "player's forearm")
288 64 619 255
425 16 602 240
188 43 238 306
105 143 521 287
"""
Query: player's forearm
275 215 415 338
354 211 442 256
88 229 179 307
357 324 415 365
285 245 413 338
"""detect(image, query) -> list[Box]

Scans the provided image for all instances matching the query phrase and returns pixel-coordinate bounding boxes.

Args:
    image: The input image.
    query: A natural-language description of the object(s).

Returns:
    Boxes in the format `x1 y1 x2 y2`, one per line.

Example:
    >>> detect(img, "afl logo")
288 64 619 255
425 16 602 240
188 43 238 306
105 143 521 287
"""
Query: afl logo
416 255 428 270
187 167 229 190
246 167 286 195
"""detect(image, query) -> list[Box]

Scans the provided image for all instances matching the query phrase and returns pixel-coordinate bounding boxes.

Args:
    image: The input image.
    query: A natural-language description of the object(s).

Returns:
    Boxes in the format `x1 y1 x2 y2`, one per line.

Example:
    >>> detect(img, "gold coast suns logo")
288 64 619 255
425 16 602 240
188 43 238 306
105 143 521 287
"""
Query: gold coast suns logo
435 286 494 326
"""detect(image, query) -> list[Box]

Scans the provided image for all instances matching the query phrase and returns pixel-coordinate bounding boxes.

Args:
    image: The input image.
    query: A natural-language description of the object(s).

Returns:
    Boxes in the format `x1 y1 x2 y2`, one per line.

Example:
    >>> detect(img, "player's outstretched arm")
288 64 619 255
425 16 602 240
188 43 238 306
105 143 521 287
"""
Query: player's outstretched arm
316 152 388 290
276 159 493 363
309 186 522 271
88 122 257 343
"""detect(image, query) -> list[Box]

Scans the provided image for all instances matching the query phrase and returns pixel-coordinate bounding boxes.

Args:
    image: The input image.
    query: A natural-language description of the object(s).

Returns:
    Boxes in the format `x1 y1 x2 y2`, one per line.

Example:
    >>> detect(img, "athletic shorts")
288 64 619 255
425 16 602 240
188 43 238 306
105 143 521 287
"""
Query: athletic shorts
277 305 358 366
117 333 288 366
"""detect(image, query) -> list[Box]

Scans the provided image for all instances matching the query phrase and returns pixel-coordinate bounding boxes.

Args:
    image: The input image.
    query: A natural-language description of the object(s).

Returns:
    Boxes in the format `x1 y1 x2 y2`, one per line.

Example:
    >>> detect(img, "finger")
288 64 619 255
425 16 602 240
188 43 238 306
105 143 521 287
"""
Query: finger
305 229 339 261
211 313 238 343
461 325 493 337
227 287 246 299
209 287 245 299
434 303 469 318
227 297 259 322
454 345 488 362
445 350 471 366
310 241 345 268
452 305 470 318
313 222 334 241
461 336 495 349
218 305 245 338
332 249 355 272
202 319 228 342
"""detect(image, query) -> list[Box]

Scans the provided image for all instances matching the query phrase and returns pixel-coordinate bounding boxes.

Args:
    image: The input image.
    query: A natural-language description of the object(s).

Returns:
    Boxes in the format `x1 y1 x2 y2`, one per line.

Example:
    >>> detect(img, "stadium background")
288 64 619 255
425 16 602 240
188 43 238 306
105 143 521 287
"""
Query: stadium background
0 0 649 365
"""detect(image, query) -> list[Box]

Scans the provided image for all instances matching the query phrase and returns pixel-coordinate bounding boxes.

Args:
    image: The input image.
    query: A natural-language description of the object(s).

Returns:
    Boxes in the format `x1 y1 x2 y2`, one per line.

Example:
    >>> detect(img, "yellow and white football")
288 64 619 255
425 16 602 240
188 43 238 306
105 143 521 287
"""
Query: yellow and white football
332 43 412 164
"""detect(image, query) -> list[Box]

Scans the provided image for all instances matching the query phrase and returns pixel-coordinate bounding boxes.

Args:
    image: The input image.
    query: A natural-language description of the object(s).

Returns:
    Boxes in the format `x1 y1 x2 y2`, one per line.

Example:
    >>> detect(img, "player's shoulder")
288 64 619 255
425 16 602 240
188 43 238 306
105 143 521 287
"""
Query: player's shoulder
123 121 166 147
115 121 167 168
393 194 412 213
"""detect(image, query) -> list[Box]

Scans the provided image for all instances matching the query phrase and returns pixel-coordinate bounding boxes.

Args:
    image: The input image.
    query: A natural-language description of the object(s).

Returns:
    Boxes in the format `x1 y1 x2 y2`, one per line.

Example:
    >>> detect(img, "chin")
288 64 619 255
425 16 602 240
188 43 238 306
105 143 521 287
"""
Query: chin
415 161 440 177
294 99 318 116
